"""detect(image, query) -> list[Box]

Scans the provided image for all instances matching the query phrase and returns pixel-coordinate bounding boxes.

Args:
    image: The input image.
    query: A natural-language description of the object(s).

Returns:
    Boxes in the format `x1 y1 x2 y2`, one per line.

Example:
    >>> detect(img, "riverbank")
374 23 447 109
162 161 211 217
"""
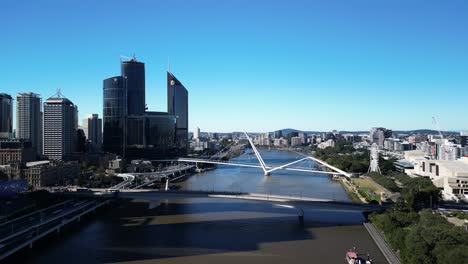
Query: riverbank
337 177 366 203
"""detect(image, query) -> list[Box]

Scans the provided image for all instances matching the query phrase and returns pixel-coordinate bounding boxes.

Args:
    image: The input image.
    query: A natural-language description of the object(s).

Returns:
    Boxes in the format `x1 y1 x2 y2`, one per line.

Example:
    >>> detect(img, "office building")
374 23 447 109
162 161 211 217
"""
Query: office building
16 93 42 156
291 136 302 146
43 93 77 160
369 127 392 147
193 127 200 140
103 76 125 154
122 57 146 116
167 71 189 154
274 130 282 139
0 93 13 139
103 57 183 159
83 114 102 151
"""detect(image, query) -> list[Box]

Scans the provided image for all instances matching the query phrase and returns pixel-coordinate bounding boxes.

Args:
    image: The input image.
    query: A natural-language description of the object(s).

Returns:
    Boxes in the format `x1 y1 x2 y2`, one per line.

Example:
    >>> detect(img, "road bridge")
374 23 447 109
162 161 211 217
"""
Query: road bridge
65 189 384 212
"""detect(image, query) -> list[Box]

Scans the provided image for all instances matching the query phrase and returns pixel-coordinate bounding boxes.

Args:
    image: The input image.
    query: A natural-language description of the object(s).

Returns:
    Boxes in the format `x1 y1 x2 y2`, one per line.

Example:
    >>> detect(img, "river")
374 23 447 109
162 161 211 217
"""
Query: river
6 150 388 264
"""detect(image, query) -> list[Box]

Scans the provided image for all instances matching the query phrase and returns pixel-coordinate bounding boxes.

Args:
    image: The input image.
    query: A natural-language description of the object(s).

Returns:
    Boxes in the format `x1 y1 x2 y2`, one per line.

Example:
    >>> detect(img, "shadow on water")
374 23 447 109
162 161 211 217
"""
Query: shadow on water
3 199 384 264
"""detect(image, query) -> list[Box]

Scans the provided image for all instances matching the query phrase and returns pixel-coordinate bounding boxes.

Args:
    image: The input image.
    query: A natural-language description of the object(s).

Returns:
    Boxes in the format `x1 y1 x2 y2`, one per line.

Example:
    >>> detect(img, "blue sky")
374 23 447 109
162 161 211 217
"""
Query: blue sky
2 0 467 132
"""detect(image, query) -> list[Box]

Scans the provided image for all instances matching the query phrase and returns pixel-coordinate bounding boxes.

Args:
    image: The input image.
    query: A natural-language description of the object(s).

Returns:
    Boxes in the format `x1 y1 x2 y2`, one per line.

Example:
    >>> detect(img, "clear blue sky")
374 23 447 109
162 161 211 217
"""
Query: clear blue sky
2 0 467 132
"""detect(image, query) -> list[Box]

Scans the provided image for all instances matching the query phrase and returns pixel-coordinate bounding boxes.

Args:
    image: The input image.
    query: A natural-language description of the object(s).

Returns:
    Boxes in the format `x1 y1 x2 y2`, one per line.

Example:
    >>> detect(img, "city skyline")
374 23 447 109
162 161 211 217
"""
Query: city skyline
2 0 468 132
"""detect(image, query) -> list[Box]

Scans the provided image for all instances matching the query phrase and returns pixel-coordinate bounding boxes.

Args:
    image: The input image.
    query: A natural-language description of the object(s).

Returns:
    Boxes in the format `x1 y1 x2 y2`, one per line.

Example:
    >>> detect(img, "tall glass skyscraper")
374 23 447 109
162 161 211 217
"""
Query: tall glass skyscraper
103 76 125 154
167 71 188 154
16 93 42 156
121 57 145 116
103 57 187 159
0 93 13 139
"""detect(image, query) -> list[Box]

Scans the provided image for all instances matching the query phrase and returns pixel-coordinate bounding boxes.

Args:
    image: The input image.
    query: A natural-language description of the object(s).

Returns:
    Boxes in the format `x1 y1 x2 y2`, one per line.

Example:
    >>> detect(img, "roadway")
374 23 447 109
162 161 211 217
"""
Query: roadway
65 189 385 212
0 198 109 261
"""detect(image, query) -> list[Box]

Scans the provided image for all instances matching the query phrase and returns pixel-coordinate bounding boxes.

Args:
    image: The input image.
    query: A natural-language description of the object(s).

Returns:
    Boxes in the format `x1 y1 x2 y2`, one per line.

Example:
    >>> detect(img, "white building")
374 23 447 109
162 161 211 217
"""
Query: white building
412 157 468 201
193 127 200 140
273 138 288 147
317 139 335 149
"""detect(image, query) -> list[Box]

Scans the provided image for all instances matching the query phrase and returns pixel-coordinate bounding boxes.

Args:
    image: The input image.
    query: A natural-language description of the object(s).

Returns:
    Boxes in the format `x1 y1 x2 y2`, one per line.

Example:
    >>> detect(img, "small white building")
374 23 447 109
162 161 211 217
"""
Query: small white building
317 139 335 149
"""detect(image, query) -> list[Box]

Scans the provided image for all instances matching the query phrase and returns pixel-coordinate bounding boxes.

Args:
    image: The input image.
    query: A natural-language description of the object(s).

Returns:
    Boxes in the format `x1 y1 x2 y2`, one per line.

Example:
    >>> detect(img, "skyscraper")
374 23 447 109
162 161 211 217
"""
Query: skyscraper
0 93 13 139
122 57 145 116
122 57 145 147
167 71 188 153
83 114 102 151
43 92 77 160
103 76 125 155
194 127 200 140
16 93 43 156
103 57 186 160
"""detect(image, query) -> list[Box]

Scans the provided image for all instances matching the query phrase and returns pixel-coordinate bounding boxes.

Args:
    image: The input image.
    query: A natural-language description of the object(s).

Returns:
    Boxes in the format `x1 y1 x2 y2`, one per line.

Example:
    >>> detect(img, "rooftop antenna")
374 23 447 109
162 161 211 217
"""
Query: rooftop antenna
120 55 132 61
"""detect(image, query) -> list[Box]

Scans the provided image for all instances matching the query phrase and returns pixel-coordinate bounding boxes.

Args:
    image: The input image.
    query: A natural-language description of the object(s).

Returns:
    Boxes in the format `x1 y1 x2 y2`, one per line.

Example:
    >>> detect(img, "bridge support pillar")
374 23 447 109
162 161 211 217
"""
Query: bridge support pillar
264 172 270 176
298 209 304 225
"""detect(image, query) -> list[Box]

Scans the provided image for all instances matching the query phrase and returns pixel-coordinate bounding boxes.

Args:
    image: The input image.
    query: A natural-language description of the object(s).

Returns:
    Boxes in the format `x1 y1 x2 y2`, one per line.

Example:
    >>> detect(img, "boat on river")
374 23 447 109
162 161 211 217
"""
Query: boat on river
345 247 372 264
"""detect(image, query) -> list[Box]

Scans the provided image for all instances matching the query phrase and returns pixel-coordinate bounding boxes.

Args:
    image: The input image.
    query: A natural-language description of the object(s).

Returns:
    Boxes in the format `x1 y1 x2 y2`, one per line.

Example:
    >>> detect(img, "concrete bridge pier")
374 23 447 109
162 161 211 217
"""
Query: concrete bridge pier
298 209 304 225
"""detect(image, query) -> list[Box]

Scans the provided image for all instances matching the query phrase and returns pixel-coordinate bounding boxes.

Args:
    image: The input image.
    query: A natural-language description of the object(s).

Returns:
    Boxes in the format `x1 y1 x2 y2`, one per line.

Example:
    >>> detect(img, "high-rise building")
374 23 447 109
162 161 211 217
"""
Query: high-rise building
167 71 189 154
103 57 182 160
16 93 43 156
193 127 200 140
43 92 77 160
274 130 282 139
0 93 13 139
83 114 102 151
103 76 125 155
369 127 391 147
122 57 145 116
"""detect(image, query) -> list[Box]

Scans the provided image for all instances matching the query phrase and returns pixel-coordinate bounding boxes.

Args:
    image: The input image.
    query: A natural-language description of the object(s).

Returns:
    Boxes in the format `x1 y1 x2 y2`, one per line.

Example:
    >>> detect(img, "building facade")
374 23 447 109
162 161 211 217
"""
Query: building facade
103 57 184 160
167 71 189 154
16 93 43 156
103 76 125 154
122 57 146 116
43 94 77 160
23 160 80 188
0 93 13 139
83 114 102 151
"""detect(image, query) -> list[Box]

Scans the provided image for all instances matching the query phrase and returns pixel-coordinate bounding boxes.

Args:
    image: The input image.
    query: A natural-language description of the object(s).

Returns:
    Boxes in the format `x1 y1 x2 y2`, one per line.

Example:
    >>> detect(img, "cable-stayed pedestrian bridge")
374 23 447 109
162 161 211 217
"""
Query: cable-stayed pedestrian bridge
155 132 351 178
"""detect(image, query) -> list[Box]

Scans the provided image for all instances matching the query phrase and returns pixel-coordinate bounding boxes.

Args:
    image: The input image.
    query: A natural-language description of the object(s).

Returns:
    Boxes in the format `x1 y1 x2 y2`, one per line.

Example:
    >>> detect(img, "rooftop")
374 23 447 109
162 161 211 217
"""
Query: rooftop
26 160 50 167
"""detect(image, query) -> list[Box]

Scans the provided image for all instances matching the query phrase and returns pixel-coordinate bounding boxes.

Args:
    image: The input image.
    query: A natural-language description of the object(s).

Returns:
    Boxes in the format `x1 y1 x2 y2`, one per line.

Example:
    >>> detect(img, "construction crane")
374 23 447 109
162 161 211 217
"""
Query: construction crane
432 116 444 139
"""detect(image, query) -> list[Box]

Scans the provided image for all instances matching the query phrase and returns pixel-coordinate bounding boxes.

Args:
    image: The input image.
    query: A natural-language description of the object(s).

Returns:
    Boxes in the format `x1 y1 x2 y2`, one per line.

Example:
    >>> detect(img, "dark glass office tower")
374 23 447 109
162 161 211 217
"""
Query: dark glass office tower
103 76 125 154
121 57 145 116
17 93 42 156
167 71 188 154
0 93 13 139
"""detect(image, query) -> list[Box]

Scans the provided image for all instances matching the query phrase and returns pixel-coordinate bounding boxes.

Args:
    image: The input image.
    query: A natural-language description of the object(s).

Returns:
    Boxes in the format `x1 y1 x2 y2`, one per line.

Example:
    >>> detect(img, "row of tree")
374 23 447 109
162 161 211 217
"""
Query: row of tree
370 172 467 263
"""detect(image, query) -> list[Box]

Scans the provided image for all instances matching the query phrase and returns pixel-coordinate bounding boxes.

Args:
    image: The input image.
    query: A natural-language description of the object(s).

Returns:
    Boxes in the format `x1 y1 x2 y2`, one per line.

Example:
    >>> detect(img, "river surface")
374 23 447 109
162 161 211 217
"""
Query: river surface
6 150 388 264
